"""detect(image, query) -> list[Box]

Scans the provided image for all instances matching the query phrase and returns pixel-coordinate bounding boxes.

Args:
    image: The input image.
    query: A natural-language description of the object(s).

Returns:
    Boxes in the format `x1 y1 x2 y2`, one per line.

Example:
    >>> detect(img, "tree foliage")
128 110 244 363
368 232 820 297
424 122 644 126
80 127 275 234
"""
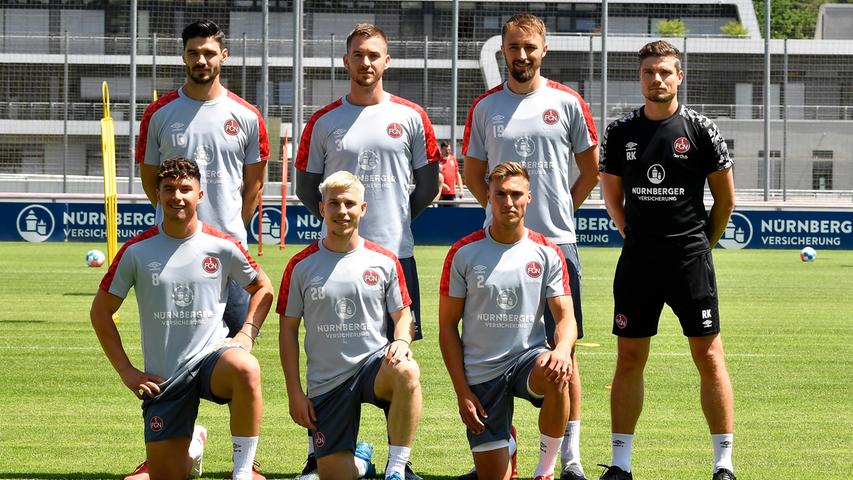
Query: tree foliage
752 0 850 39
656 19 689 37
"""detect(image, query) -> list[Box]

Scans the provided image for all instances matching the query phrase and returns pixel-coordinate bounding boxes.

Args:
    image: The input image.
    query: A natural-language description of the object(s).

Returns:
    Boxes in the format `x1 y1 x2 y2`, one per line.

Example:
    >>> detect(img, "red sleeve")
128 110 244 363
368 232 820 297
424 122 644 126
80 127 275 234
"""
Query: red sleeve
439 229 486 296
275 242 320 315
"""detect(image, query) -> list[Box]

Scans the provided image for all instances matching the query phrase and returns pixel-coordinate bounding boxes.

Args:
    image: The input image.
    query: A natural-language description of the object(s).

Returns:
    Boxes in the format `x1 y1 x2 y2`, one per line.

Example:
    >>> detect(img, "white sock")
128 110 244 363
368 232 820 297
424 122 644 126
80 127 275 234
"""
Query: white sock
712 433 734 473
189 425 207 460
561 420 582 471
386 445 411 478
354 455 370 477
232 435 259 480
307 434 315 456
533 433 562 477
611 433 633 472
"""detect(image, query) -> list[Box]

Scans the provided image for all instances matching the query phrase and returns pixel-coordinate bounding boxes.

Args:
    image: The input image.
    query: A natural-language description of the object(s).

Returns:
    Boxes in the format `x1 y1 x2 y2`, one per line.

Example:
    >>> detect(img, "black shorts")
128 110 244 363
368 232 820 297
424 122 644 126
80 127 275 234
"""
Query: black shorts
466 347 548 449
544 243 584 341
141 346 236 442
612 249 719 338
309 350 389 458
387 256 422 341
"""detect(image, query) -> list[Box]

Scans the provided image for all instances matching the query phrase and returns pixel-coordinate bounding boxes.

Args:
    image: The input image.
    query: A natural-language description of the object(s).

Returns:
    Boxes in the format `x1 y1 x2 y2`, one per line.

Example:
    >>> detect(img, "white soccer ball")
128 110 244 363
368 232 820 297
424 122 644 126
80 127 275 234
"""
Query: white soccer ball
86 249 106 268
800 246 817 262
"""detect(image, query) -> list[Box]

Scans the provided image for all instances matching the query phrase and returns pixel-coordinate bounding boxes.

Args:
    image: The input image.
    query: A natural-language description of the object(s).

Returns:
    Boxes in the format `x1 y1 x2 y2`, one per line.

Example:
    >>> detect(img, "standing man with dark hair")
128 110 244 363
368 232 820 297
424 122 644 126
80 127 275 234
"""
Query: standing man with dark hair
294 23 440 480
132 19 270 480
440 162 576 480
137 19 269 338
439 142 464 204
92 158 273 480
598 40 736 480
462 13 599 480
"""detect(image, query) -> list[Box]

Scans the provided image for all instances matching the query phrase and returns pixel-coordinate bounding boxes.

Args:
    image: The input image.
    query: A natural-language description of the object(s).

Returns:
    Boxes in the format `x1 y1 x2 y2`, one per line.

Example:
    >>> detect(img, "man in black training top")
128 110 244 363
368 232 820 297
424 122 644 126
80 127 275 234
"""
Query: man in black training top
598 40 736 480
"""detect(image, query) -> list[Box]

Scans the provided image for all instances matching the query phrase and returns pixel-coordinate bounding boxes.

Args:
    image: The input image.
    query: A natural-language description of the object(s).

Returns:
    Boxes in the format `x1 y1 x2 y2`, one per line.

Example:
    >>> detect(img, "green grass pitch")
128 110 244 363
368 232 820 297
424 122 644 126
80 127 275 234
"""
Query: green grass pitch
0 242 851 479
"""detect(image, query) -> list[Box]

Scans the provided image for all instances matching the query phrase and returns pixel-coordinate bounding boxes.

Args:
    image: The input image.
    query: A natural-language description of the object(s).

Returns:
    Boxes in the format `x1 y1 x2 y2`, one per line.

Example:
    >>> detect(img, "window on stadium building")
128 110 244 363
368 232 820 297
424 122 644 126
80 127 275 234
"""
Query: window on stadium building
812 158 833 190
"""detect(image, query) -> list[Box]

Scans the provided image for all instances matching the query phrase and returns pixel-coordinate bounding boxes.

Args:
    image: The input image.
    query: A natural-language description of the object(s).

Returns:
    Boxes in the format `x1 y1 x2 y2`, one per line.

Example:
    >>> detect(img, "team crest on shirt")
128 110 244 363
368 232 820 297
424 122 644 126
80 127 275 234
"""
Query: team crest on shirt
647 164 665 185
496 289 518 311
386 123 403 139
150 416 164 432
173 284 194 307
614 313 628 329
674 137 690 153
525 261 543 278
362 269 380 286
192 145 213 167
514 136 535 158
358 150 380 171
542 109 560 125
334 298 357 320
224 119 240 136
202 256 220 274
314 431 326 448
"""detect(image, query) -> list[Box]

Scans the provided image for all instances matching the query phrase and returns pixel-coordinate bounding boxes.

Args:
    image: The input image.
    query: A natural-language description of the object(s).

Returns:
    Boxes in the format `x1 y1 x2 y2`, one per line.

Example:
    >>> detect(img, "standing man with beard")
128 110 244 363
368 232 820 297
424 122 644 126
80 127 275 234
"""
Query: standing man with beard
137 19 269 338
598 40 735 480
461 13 598 480
130 20 269 480
294 23 440 480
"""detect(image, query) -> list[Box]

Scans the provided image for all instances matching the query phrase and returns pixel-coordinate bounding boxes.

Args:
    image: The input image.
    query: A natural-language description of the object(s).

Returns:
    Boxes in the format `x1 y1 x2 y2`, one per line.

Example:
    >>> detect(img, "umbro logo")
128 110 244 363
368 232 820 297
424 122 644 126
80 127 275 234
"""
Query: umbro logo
626 142 638 161
491 114 505 123
170 122 184 131
309 275 325 286
720 441 732 448
613 440 625 447
147 261 162 272
473 264 487 274
702 319 714 328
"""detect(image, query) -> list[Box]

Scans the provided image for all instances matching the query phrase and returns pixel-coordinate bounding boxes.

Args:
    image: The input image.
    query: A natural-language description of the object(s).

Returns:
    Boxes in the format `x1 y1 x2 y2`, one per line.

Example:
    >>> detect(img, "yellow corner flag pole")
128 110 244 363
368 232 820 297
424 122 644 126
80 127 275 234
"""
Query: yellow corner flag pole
100 81 119 323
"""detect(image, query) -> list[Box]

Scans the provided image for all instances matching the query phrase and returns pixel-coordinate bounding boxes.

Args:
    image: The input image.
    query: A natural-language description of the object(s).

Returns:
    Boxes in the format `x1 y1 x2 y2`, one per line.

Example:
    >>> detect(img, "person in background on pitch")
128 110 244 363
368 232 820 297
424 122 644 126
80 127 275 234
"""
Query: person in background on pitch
440 162 576 480
439 142 464 205
137 19 269 339
279 171 422 480
598 40 736 480
91 158 273 480
294 22 439 480
462 13 598 480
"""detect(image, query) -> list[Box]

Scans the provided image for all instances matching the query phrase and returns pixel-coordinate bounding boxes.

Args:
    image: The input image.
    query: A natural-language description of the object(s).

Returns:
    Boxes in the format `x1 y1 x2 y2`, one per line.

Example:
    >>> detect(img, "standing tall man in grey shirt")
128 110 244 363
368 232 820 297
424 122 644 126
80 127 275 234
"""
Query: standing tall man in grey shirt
137 19 269 338
462 13 599 480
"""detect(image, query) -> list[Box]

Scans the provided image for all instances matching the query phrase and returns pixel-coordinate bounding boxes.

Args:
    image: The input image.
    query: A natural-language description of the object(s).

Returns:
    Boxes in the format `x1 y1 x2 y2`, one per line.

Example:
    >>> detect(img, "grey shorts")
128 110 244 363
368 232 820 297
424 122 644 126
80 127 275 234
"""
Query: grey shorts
466 347 549 449
223 279 250 337
544 243 584 341
389 256 422 341
310 350 389 458
141 346 237 442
